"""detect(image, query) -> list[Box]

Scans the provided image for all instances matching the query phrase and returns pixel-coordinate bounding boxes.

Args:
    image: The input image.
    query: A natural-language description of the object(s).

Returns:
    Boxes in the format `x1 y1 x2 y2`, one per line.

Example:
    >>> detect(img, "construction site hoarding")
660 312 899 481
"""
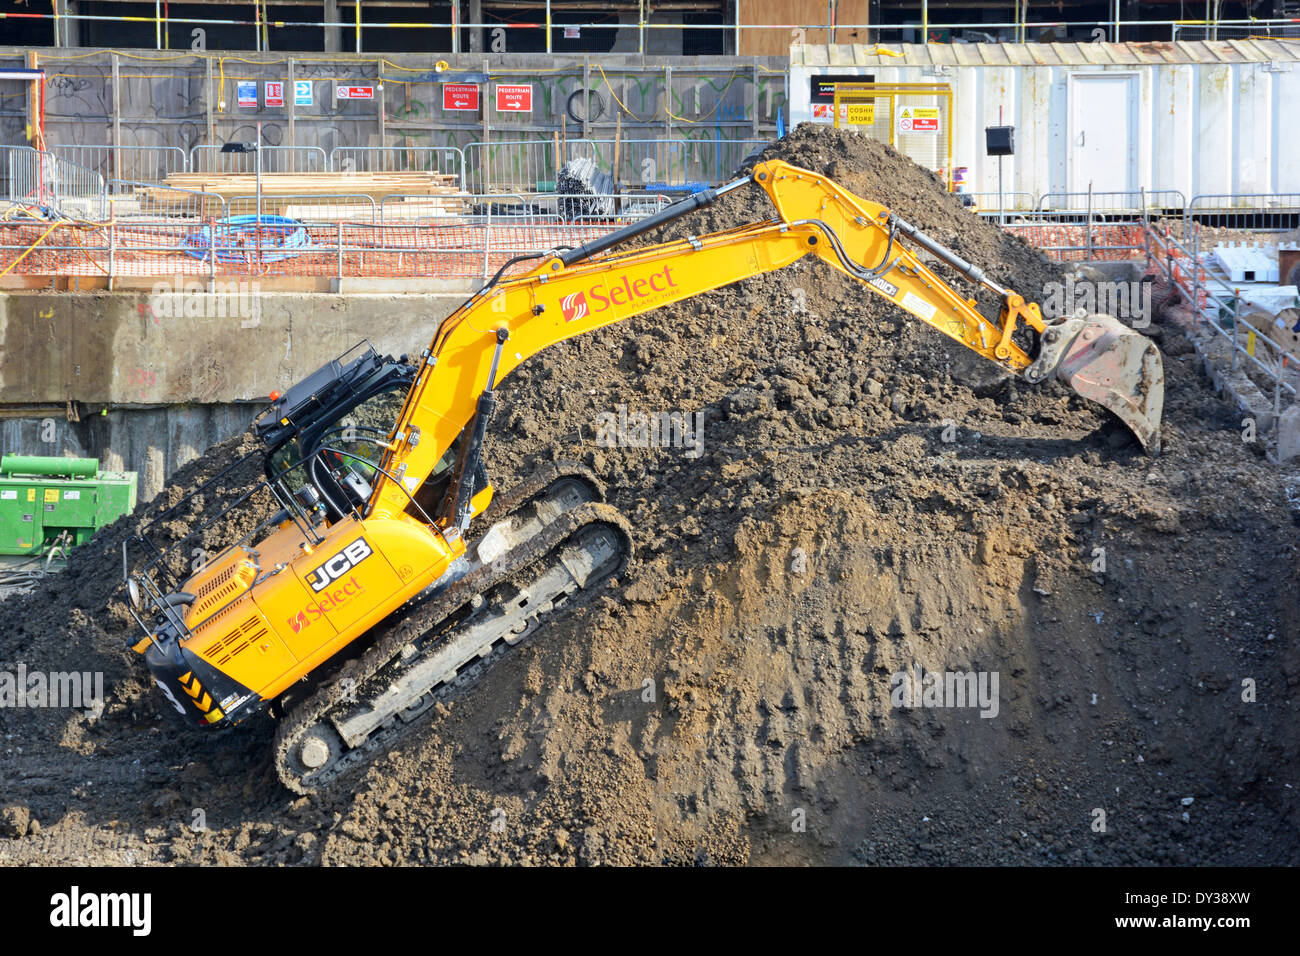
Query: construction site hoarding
790 41 1300 207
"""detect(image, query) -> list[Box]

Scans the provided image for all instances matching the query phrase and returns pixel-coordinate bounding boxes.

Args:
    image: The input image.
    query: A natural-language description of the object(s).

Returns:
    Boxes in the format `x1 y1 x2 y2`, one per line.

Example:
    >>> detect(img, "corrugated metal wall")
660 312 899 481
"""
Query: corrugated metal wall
0 404 257 506
789 44 1300 205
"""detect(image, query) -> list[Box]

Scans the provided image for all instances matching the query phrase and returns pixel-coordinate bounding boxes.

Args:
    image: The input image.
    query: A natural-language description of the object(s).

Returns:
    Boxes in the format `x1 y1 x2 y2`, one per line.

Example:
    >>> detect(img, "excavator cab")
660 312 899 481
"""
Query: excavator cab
257 344 483 525
258 343 415 521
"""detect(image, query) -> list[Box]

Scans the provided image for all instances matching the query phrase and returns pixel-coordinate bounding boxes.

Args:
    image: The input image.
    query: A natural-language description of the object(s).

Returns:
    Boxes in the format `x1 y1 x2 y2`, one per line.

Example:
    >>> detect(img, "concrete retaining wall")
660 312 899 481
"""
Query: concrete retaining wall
0 290 467 404
0 288 474 502
0 402 256 503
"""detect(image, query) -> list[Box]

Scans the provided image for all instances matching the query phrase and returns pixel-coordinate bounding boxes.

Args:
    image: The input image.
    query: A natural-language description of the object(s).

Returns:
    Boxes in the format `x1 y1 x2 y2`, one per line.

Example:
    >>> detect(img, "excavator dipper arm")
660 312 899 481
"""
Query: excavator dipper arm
366 159 1163 526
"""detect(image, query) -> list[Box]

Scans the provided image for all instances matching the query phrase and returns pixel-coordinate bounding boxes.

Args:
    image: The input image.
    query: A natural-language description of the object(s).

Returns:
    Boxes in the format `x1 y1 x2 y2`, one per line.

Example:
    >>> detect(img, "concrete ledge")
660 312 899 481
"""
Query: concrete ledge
333 278 476 295
0 290 469 404
3 276 482 295
1167 302 1282 435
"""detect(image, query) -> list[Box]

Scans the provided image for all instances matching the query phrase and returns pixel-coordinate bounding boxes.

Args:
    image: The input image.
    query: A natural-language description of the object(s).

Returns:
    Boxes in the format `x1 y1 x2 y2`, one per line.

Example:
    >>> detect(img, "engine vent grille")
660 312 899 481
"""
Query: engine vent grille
202 616 267 668
190 560 258 624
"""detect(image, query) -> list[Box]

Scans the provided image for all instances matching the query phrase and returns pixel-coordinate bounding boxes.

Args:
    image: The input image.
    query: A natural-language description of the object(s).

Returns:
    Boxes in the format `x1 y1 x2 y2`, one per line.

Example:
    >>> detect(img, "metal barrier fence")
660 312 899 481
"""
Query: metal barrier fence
106 180 228 219
968 191 1037 218
463 138 596 193
328 146 466 187
378 192 528 223
50 145 187 187
3 148 106 219
15 8 1300 51
1146 221 1299 419
588 139 682 188
376 191 671 224
5 180 1299 283
463 137 770 193
0 207 666 283
226 193 379 223
1185 193 1300 235
583 138 768 189
34 140 766 196
4 145 47 207
48 155 107 219
973 189 1300 258
189 145 328 174
1038 189 1188 215
1000 217 1149 261
1171 23 1300 40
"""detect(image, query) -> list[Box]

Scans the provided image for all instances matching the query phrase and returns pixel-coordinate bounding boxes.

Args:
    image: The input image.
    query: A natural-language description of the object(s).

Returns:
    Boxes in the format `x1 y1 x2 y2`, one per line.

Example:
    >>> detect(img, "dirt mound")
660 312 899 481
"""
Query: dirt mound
1 123 1296 866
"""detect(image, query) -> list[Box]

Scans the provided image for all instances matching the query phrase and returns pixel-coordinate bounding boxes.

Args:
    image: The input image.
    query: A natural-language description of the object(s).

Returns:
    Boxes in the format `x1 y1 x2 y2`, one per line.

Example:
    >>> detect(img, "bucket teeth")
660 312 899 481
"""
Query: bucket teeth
1027 314 1165 453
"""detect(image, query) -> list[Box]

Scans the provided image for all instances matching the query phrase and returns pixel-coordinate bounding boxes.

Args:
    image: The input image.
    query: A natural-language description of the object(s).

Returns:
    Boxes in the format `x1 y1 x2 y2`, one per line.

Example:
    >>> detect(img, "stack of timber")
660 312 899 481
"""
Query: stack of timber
136 171 462 219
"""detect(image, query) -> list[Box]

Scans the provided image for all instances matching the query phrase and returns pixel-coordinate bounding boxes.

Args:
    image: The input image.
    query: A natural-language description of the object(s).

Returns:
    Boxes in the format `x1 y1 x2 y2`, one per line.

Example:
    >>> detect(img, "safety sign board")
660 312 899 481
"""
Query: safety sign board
495 84 533 112
294 80 313 106
897 106 941 134
812 102 873 125
443 83 479 111
237 81 257 108
845 102 875 125
265 82 284 108
336 85 375 100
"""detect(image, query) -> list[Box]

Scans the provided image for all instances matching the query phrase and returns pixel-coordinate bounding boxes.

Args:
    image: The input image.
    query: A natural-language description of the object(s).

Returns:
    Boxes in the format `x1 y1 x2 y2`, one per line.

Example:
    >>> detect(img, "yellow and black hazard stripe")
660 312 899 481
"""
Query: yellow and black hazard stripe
178 670 225 724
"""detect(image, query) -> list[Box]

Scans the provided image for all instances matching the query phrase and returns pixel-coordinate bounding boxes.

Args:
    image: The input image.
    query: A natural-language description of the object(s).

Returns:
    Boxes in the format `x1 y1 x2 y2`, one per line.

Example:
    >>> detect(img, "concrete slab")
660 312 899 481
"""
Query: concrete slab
1279 404 1300 462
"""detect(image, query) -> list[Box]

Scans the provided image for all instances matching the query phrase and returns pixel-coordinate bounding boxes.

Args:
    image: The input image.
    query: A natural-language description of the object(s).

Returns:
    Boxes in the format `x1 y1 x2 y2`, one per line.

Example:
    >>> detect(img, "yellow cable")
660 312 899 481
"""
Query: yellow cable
665 74 743 124
49 73 181 80
595 64 646 121
40 49 198 62
0 220 62 278
596 63 743 126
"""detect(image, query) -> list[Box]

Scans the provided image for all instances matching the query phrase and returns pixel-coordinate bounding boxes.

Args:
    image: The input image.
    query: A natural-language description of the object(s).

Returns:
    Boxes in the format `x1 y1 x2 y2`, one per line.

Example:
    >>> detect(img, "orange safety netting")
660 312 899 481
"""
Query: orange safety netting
0 219 622 281
1002 222 1147 262
2 218 1153 281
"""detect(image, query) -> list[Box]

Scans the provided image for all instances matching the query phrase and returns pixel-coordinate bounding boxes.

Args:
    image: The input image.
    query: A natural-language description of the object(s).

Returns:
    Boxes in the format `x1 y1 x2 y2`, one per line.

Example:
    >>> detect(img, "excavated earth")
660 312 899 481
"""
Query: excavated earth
1 124 1297 866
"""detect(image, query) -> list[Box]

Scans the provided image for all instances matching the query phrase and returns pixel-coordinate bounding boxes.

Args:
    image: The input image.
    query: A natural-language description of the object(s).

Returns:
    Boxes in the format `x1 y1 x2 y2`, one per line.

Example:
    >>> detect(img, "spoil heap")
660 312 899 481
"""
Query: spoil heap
0 124 1294 866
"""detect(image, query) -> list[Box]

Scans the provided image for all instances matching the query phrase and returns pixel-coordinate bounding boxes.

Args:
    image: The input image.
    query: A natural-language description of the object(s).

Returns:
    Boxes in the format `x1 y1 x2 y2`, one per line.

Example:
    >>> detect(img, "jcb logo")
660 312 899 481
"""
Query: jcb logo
305 537 372 593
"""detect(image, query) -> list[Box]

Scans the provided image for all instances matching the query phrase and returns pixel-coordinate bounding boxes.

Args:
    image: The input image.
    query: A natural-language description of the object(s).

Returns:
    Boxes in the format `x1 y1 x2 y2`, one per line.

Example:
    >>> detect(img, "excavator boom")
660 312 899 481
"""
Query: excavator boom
367 159 1163 526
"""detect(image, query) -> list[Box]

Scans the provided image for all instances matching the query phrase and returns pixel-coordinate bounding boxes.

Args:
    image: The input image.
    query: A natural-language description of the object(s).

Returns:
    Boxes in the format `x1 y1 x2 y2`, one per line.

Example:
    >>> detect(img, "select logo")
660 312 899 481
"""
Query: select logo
305 537 372 593
288 575 366 632
559 266 679 322
560 291 588 322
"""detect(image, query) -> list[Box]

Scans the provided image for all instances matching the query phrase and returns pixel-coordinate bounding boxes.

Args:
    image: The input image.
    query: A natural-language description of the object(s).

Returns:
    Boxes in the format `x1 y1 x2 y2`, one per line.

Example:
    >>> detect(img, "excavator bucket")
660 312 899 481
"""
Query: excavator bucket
1049 314 1165 454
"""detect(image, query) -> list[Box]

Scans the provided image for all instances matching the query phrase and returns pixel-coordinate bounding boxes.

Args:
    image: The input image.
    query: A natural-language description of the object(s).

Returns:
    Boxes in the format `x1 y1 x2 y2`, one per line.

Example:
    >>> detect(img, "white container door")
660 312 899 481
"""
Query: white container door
1068 73 1137 196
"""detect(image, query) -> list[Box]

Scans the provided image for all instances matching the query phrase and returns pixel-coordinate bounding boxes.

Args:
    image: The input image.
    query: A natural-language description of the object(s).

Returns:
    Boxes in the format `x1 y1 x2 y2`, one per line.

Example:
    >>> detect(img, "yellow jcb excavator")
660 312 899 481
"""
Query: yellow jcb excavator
122 160 1164 792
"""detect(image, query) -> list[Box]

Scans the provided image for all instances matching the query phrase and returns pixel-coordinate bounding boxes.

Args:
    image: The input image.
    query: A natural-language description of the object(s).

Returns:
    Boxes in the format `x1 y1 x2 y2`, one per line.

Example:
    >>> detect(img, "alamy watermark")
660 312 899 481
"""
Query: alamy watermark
1041 277 1151 328
0 664 105 713
143 276 261 324
594 404 705 458
890 665 999 718
50 886 151 936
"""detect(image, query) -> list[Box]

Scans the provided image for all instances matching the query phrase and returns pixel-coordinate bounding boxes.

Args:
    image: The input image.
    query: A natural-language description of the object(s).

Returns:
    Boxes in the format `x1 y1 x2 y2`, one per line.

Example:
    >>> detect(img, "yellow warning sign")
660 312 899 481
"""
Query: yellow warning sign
43 488 58 503
845 102 875 126
898 106 941 134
